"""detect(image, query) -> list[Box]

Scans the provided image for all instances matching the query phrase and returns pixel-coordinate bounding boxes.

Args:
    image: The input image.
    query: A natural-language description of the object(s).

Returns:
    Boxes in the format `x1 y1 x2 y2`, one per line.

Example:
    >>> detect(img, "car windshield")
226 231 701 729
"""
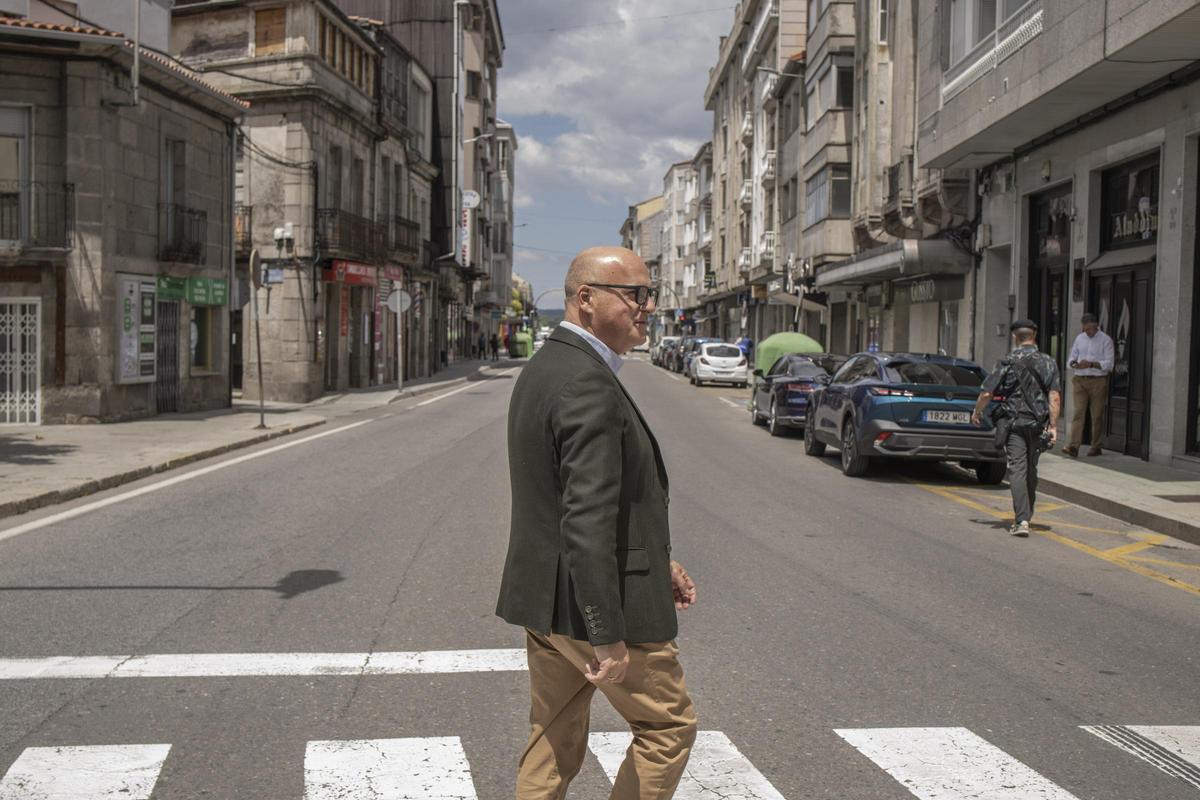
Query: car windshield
706 345 742 358
885 360 984 386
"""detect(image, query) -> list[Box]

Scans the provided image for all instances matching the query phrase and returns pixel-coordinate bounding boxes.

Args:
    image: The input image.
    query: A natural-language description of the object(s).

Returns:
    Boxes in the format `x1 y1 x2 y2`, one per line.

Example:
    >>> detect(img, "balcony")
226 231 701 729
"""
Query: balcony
761 150 777 186
0 181 74 251
234 203 252 256
884 157 913 217
761 72 779 107
759 230 776 266
742 0 779 72
738 246 752 274
740 110 754 143
738 179 753 209
942 1 1043 103
159 203 207 264
700 228 712 252
390 216 422 263
316 208 384 263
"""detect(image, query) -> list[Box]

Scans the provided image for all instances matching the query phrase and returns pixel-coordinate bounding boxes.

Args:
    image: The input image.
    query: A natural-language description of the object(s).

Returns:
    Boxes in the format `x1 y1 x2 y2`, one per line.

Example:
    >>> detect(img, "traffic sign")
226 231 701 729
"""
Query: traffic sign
386 290 413 314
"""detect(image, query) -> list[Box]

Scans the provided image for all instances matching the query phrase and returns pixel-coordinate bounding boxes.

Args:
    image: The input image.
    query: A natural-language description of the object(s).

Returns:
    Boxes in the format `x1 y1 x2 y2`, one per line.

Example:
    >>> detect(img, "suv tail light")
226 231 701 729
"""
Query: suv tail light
737 357 747 366
869 387 915 397
785 382 815 392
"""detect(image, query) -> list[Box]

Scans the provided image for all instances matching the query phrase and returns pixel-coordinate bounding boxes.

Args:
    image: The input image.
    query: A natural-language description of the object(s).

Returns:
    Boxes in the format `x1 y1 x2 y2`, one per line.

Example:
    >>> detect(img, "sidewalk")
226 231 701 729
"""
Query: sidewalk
1036 449 1200 545
0 358 518 520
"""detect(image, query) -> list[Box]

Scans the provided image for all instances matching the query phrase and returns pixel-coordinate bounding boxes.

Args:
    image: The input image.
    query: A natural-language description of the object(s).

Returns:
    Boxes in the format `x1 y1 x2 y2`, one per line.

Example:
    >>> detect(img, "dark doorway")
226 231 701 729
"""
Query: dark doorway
1190 149 1200 455
1089 264 1155 459
155 300 180 414
1029 184 1072 377
323 284 339 392
230 309 243 391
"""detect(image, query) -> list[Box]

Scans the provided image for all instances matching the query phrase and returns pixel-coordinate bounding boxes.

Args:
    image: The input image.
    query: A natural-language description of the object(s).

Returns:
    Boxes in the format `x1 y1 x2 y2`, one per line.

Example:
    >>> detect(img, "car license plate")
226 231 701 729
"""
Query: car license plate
925 410 969 424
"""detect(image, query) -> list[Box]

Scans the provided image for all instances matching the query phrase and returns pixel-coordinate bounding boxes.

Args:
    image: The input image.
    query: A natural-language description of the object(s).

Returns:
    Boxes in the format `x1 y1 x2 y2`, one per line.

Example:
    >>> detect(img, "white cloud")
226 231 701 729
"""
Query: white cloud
499 1 731 204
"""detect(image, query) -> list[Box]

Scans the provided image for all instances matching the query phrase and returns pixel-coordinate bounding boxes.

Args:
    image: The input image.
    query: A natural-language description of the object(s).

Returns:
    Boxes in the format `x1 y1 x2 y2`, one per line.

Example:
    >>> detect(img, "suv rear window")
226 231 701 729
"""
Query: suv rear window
706 345 742 358
788 362 828 378
885 361 984 386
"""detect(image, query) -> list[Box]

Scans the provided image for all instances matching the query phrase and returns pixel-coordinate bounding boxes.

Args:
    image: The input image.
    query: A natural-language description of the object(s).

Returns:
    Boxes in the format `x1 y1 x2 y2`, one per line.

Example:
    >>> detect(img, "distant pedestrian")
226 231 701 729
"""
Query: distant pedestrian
497 245 697 798
971 319 1062 537
1063 312 1114 457
477 332 487 360
489 333 500 361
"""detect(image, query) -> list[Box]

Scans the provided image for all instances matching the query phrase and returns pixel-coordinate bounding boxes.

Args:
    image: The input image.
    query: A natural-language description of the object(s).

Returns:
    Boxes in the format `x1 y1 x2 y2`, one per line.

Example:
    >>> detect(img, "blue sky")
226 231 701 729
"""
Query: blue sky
497 2 736 305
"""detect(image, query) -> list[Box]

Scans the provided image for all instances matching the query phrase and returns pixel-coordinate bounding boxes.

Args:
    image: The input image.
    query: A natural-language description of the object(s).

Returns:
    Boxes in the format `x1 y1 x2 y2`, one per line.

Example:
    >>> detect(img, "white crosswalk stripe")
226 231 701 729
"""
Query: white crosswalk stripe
835 727 1081 800
1082 725 1200 790
0 744 170 800
588 730 786 799
304 737 478 800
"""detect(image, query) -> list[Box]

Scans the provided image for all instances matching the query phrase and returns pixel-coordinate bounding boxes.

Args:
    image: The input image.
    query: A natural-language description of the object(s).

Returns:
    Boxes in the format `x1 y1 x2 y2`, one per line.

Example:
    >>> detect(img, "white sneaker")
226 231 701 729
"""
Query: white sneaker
1010 521 1030 537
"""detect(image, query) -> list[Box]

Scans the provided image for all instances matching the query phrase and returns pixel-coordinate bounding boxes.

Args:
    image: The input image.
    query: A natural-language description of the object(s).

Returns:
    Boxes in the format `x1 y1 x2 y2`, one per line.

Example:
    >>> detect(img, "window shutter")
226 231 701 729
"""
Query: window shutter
255 8 286 56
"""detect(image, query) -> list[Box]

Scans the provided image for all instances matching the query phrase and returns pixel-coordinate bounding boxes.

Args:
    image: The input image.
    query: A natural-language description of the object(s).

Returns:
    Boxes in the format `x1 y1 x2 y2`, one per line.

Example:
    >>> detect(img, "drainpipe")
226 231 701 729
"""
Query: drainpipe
228 120 237 408
131 0 140 105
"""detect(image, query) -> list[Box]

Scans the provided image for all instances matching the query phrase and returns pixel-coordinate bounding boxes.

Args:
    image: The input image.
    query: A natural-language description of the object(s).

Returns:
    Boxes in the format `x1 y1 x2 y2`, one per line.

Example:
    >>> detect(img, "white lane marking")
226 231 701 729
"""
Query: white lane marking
664 372 683 381
0 419 374 544
0 649 528 680
835 727 1080 800
0 744 170 799
589 730 785 799
415 366 520 407
305 737 477 800
719 397 744 410
1083 725 1200 790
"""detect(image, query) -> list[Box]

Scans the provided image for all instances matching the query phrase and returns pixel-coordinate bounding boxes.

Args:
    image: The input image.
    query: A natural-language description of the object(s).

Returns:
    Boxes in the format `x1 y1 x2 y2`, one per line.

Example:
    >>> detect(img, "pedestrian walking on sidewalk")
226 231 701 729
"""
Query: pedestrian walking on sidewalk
1063 312 1114 458
477 332 487 360
971 320 1062 537
489 332 500 361
497 246 698 799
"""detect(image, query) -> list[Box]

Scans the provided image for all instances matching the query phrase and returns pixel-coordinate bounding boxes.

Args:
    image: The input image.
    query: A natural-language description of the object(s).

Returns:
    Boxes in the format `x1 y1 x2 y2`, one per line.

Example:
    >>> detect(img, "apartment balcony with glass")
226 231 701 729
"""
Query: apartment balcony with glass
920 0 1200 168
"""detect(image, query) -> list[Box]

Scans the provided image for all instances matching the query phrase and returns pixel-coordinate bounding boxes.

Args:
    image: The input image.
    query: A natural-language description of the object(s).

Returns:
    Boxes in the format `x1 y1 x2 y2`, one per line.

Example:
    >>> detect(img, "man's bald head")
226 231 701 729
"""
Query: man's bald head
564 246 646 303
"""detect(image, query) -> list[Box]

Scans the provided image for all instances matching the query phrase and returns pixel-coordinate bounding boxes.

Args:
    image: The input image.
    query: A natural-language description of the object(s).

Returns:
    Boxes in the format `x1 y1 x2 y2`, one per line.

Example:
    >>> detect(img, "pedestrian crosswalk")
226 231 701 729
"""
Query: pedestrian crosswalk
2 726 1198 798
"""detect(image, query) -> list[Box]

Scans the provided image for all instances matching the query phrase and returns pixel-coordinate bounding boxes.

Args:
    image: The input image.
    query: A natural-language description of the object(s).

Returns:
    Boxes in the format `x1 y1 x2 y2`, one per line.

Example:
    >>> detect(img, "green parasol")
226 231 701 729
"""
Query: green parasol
754 331 824 374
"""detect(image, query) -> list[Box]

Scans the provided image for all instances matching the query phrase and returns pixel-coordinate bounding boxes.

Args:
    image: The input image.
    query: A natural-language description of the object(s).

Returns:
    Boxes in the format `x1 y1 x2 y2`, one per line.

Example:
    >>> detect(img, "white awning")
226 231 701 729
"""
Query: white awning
815 239 972 288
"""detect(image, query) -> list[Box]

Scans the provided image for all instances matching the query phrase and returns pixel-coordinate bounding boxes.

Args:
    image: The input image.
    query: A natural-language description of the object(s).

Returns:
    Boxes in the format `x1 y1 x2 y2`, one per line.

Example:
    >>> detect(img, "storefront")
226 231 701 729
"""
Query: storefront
321 260 377 392
1028 183 1073 376
1088 154 1159 459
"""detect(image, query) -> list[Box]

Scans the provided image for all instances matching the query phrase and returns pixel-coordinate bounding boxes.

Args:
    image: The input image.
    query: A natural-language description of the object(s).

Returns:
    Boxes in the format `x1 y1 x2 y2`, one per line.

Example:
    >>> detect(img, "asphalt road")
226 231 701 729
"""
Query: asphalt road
1 353 1198 799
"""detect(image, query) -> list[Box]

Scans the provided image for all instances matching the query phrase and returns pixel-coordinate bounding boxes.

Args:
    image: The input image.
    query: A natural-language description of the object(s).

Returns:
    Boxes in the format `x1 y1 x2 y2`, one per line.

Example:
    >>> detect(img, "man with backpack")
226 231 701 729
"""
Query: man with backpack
970 319 1062 537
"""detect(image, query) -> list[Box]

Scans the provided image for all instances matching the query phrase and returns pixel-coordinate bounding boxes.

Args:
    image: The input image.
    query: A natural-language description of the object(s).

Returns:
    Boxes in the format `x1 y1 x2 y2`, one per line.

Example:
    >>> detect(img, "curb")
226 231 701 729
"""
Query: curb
387 365 495 403
1036 477 1200 548
0 419 327 521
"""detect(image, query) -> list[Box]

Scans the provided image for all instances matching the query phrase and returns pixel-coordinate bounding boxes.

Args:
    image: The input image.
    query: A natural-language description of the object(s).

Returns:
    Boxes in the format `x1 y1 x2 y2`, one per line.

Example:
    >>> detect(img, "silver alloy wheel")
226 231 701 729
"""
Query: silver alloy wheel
841 423 854 469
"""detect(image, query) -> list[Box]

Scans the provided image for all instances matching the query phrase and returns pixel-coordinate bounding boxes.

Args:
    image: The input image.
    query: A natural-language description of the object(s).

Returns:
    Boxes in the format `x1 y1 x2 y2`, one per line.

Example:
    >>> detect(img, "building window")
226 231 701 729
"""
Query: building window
836 66 854 108
805 165 850 227
255 7 286 56
327 146 342 208
944 0 1029 66
190 306 216 372
878 0 889 44
0 107 29 243
1101 154 1160 251
466 70 482 100
410 80 429 156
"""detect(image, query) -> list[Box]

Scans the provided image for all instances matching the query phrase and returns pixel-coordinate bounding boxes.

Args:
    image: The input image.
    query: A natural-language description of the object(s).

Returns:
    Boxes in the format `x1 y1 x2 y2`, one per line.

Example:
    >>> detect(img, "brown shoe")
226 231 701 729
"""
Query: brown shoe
1062 446 1079 457
1087 447 1103 457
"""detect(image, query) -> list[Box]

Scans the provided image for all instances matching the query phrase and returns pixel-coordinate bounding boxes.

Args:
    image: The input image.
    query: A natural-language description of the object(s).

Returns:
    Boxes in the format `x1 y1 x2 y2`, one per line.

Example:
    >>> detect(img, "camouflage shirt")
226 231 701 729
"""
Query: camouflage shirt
981 345 1061 424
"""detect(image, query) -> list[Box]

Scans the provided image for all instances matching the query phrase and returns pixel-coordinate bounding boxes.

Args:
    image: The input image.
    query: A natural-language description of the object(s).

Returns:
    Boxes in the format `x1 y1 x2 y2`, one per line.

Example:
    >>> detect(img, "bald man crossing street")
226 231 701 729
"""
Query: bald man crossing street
497 247 699 799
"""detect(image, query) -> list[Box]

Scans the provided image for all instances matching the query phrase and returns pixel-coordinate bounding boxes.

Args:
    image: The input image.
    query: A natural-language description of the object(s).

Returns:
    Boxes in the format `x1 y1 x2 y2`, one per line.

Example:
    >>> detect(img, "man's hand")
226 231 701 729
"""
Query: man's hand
671 560 697 610
586 641 629 685
1047 426 1058 444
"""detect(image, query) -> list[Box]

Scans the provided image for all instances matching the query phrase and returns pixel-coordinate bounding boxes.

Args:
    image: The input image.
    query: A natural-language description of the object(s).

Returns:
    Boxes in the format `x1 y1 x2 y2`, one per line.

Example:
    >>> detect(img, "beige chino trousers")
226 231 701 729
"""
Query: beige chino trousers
1069 375 1109 450
517 629 698 800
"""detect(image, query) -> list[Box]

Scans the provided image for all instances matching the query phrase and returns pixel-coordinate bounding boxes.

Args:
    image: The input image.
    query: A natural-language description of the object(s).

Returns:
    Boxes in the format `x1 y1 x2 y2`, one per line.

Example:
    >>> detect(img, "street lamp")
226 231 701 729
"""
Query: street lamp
464 132 495 144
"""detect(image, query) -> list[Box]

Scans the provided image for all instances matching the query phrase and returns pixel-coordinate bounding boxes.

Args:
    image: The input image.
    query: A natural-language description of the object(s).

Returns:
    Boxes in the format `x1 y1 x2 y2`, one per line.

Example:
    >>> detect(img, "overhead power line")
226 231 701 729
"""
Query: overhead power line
507 6 736 36
515 243 578 257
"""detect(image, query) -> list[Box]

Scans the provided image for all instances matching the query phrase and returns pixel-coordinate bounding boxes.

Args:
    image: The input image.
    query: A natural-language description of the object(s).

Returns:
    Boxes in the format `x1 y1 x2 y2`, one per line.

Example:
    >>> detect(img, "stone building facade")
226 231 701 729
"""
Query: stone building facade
171 0 438 403
0 9 244 424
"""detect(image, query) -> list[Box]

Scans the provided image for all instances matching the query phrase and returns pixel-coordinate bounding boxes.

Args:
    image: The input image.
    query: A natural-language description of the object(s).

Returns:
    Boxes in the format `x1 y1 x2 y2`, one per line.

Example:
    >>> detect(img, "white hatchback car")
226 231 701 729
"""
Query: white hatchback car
689 342 748 387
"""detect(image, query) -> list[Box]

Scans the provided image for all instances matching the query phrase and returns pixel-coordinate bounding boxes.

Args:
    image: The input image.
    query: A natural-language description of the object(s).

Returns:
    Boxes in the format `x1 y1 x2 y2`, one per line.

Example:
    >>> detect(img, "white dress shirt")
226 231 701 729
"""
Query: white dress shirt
559 321 623 375
1069 329 1115 377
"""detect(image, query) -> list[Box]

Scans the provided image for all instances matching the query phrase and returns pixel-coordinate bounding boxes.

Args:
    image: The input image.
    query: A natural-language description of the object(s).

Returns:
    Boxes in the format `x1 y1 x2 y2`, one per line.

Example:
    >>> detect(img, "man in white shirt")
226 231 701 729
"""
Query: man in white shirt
1063 312 1115 457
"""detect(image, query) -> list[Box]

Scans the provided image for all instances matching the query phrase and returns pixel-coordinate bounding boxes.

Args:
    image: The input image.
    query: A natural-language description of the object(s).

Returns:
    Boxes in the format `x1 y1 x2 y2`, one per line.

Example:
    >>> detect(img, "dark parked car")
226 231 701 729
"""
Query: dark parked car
750 353 848 436
805 352 1007 482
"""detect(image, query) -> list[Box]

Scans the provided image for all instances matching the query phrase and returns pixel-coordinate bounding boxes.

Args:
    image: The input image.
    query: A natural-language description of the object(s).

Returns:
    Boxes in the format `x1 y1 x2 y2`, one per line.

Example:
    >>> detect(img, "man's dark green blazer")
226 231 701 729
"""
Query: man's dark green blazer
496 326 676 645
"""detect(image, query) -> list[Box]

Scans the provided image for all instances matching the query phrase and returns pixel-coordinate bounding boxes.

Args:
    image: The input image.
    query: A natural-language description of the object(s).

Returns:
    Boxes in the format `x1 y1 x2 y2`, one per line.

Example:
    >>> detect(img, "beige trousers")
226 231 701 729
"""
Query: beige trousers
516 629 698 800
1069 375 1109 449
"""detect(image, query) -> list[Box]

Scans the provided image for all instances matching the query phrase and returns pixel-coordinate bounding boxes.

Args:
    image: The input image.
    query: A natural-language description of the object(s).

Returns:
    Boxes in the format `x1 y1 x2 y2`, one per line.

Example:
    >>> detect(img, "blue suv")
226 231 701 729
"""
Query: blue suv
804 352 1006 483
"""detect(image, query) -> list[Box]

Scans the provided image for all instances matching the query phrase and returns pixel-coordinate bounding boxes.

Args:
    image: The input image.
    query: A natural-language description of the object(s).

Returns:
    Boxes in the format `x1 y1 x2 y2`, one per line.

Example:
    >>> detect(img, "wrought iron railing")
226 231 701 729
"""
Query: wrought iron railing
234 203 252 256
391 215 422 261
160 203 208 263
316 208 384 263
0 180 74 249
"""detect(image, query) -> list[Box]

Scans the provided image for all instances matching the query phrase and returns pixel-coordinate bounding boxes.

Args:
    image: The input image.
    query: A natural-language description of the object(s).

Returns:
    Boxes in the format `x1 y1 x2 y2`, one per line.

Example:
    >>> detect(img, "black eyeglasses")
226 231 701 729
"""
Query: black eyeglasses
588 283 660 307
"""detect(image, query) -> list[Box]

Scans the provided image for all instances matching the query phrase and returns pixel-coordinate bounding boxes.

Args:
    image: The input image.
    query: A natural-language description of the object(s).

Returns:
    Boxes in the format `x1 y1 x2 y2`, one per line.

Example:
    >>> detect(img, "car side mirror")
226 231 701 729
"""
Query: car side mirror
816 374 831 385
752 369 763 378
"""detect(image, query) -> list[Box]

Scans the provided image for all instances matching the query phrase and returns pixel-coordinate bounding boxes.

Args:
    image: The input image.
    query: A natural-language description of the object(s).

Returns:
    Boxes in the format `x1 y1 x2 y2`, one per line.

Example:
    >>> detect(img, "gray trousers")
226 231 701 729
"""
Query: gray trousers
1005 427 1041 524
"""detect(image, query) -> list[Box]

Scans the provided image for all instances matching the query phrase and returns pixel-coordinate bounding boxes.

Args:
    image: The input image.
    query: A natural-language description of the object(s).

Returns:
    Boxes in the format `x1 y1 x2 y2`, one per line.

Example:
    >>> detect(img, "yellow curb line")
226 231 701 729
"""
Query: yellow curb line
911 482 1200 599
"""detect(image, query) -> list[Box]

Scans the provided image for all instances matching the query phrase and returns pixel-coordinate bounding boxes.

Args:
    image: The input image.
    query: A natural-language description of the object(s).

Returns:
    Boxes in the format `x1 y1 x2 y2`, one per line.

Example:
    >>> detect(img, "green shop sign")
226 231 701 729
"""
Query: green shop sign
157 275 187 300
185 277 229 306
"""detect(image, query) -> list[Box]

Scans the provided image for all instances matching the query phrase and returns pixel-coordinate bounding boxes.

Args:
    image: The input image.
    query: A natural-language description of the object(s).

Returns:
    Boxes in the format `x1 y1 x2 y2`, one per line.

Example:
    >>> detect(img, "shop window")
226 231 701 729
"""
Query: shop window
255 8 286 56
190 306 216 372
1101 154 1159 251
